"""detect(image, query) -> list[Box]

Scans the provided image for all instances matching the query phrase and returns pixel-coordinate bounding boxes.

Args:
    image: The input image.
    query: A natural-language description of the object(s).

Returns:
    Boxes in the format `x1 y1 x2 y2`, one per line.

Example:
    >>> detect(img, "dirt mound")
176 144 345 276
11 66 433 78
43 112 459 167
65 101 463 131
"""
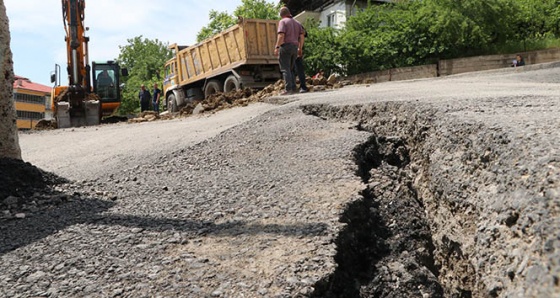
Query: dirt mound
0 158 69 217
34 119 57 130
178 88 257 116
176 77 345 116
102 115 128 124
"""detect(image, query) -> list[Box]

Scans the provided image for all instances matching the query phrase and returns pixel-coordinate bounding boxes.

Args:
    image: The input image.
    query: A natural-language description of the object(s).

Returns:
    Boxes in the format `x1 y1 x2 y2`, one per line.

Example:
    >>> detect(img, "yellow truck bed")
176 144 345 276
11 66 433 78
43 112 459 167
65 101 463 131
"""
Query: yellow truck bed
171 18 279 87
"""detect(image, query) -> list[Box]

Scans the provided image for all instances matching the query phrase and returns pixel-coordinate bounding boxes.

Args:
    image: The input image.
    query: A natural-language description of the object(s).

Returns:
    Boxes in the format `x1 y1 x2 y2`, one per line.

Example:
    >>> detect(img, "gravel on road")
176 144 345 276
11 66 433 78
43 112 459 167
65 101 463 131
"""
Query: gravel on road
2 63 559 297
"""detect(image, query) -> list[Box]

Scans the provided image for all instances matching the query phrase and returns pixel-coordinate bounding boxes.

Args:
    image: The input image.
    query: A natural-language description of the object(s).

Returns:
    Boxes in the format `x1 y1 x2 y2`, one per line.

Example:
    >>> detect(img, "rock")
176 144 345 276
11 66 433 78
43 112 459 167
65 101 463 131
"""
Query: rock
3 196 18 206
327 74 338 85
193 103 205 115
314 85 326 92
26 271 46 283
112 288 124 297
144 114 157 122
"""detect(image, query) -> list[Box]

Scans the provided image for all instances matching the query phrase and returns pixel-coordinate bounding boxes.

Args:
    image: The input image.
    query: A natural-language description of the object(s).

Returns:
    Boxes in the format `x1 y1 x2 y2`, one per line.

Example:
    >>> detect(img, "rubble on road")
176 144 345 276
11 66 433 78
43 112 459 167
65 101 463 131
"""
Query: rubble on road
129 111 161 123
34 119 57 130
151 76 346 122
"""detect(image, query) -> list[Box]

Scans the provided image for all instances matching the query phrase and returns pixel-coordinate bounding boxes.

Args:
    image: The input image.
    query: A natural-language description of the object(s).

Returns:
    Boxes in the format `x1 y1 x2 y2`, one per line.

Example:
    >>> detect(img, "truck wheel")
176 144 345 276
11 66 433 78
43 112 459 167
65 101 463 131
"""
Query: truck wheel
204 80 223 98
223 75 240 93
167 93 178 112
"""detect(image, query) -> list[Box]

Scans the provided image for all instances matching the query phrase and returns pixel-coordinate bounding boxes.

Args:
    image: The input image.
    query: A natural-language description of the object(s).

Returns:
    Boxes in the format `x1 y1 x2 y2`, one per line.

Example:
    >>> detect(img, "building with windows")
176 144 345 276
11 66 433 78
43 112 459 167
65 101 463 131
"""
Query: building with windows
282 0 391 29
13 76 52 130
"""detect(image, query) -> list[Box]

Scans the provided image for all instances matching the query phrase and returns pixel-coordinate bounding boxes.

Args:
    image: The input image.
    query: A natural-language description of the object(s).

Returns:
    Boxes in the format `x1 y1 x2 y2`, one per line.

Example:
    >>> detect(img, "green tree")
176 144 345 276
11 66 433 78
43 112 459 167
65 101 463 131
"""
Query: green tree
197 0 280 42
512 0 560 45
117 36 172 115
233 0 280 20
196 10 236 42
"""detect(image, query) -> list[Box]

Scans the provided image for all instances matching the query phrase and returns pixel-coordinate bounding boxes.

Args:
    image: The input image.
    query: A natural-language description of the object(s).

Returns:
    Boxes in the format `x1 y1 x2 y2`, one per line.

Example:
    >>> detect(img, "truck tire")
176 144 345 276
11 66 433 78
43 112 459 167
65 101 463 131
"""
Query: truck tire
167 93 178 112
223 75 240 93
204 80 223 98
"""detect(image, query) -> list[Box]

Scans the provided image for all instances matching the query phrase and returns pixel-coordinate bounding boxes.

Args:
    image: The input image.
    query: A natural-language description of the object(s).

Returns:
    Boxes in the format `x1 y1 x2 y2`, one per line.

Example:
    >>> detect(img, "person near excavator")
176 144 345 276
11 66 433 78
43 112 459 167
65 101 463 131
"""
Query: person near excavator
96 70 114 98
139 84 151 112
152 83 161 113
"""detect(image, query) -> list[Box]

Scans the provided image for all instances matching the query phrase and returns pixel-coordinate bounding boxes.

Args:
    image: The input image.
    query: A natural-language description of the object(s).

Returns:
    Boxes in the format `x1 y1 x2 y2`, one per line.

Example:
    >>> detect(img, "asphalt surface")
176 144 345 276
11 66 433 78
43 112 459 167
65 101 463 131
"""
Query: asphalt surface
3 63 559 297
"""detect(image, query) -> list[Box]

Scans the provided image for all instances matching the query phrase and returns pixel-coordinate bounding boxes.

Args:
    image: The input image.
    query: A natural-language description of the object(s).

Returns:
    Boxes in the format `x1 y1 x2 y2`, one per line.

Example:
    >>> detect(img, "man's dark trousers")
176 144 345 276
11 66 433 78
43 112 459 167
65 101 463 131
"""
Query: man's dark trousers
294 57 308 91
279 43 298 92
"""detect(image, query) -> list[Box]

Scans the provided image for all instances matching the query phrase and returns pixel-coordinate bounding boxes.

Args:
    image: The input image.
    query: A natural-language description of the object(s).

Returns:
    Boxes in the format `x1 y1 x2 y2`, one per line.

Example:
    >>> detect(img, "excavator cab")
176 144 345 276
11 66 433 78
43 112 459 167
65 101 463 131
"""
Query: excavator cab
50 61 127 128
92 61 127 117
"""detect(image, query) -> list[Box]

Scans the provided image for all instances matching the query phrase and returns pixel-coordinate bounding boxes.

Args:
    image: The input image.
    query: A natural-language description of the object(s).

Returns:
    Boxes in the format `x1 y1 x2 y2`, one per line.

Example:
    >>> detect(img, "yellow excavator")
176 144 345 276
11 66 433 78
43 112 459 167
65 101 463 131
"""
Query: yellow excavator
50 0 127 128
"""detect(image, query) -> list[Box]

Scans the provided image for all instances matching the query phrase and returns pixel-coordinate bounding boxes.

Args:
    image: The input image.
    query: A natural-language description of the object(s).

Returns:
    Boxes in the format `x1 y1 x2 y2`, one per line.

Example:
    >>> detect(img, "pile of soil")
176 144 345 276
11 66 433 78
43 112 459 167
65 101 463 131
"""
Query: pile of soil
101 115 128 124
34 119 57 130
0 158 69 218
174 76 346 117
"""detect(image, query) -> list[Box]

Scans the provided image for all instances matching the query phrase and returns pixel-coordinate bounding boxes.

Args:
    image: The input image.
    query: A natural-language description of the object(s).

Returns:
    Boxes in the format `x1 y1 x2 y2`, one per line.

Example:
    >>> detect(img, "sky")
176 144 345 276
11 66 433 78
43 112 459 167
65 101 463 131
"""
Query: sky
4 0 249 86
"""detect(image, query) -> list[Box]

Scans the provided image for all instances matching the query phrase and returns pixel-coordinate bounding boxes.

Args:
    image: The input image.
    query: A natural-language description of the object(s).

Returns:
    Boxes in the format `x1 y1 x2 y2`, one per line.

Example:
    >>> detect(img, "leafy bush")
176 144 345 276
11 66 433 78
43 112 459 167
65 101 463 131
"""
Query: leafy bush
304 0 559 76
303 19 344 76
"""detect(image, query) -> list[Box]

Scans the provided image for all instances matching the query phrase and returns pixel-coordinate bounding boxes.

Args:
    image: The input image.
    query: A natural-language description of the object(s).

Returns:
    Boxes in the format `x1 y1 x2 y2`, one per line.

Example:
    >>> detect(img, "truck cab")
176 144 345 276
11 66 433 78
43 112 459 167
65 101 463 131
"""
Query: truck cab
163 59 178 110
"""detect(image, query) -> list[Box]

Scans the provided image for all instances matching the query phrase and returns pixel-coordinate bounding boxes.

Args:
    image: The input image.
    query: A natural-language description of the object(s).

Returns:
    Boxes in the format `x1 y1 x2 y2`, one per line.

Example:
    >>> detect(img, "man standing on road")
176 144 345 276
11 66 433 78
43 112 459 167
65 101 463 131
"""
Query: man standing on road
274 7 304 95
294 25 308 93
152 83 161 113
139 84 151 112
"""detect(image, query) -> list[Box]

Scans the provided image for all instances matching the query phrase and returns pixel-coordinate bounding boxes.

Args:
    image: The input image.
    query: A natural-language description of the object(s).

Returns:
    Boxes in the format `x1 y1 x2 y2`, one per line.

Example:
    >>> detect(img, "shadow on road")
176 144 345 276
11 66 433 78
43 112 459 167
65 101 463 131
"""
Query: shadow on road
90 213 328 237
0 198 115 255
1 200 327 255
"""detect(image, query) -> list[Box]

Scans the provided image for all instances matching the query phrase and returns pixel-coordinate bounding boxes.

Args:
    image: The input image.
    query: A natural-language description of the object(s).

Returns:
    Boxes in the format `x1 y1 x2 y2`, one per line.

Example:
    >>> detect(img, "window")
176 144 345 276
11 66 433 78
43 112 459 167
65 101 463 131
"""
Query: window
13 92 46 105
95 69 117 100
16 110 44 120
327 13 336 28
95 69 115 86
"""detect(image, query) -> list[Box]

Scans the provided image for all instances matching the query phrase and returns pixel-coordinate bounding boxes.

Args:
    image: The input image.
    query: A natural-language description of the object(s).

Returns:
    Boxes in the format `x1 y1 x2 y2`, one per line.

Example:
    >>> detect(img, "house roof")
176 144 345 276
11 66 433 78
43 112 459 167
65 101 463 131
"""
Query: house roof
13 75 51 94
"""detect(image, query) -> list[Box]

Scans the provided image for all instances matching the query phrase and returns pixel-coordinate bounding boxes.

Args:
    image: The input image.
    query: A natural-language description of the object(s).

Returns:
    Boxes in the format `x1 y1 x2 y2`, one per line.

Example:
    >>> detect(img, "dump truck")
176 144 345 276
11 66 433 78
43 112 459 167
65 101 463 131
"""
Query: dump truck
163 18 282 112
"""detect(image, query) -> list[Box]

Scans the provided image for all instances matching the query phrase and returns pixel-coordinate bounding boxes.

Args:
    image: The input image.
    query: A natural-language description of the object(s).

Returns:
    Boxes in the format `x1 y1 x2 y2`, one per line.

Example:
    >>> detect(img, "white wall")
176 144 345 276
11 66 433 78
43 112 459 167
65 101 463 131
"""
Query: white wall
297 0 379 29
319 2 347 29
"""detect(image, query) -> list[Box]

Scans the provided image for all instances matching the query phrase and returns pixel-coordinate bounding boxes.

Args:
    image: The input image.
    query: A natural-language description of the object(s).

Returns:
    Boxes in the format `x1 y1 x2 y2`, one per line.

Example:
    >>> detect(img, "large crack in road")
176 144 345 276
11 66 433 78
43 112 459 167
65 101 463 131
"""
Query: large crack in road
312 134 444 297
302 101 558 297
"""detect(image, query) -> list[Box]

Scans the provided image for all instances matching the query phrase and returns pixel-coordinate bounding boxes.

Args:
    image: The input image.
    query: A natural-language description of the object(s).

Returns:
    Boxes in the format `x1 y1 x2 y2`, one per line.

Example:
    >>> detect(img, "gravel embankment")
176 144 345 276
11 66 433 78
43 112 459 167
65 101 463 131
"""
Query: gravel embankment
2 63 559 297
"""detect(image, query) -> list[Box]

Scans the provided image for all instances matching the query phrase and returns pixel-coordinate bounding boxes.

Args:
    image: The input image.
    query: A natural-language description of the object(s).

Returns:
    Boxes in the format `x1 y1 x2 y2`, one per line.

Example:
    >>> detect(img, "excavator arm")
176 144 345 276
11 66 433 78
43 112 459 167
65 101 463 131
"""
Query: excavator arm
52 0 99 128
62 0 91 90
